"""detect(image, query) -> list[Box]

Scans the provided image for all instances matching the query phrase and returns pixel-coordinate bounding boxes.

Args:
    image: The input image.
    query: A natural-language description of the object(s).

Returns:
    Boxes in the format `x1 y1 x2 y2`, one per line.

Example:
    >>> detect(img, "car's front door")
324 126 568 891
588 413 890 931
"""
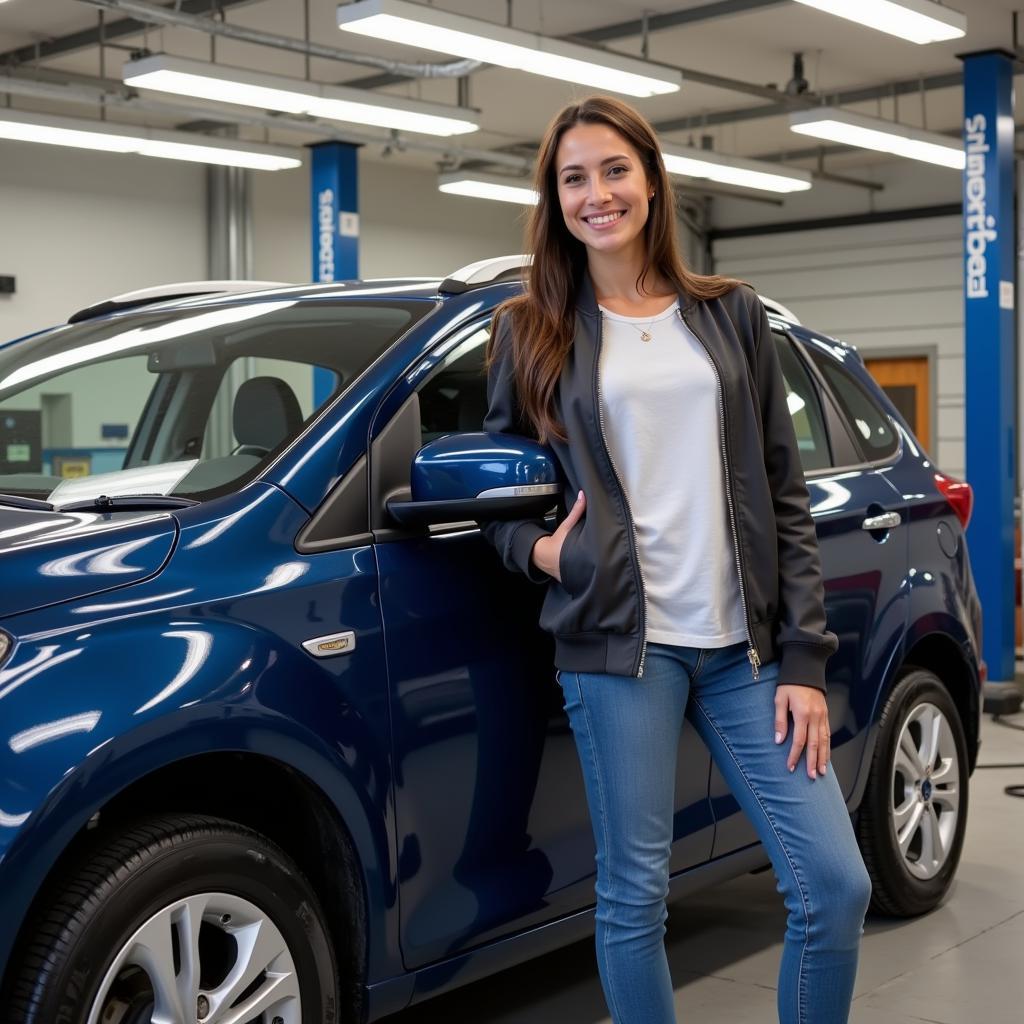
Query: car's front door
372 316 715 969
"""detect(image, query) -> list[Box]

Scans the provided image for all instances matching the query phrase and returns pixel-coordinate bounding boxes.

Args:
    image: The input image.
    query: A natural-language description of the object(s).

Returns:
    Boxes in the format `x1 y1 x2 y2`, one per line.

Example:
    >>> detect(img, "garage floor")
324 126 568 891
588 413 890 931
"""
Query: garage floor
387 711 1024 1024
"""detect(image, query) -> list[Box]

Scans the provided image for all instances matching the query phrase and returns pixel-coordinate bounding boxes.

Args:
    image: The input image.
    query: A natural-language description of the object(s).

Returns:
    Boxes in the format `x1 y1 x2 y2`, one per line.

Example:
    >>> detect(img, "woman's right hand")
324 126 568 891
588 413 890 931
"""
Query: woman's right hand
531 490 586 581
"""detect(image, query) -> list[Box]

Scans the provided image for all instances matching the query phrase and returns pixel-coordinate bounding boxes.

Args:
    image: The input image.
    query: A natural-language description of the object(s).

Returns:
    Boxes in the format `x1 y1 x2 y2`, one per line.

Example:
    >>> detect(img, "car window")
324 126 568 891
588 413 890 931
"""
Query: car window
199 355 338 463
807 349 899 462
0 298 427 502
417 323 490 442
773 333 831 473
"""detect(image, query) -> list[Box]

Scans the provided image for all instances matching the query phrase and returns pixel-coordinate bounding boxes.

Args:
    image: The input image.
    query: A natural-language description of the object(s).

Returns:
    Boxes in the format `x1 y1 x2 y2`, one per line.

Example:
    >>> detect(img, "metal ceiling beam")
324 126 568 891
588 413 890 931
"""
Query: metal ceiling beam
1 0 259 67
653 71 964 134
708 202 963 241
572 0 787 43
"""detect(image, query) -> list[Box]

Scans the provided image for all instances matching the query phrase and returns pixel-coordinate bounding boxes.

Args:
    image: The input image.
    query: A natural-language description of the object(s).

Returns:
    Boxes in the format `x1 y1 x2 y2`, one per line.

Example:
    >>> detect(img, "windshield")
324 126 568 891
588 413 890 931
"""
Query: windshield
0 296 428 504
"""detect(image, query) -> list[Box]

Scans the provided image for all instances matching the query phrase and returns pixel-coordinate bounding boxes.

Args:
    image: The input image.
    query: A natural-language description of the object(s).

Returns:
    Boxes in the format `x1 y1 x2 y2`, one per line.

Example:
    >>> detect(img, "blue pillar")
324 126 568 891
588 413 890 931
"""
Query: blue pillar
311 141 359 406
960 50 1018 694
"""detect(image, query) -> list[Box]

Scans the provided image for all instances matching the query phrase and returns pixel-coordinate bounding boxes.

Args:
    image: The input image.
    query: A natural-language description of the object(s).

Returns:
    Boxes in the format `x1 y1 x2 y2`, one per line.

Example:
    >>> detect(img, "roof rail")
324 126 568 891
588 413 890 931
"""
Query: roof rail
759 295 800 324
437 256 802 325
439 254 530 294
68 280 292 324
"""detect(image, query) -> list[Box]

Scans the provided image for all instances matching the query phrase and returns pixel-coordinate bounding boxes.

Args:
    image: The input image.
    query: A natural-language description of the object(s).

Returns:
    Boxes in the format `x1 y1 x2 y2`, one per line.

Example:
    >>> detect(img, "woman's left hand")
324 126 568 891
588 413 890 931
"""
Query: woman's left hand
775 685 831 779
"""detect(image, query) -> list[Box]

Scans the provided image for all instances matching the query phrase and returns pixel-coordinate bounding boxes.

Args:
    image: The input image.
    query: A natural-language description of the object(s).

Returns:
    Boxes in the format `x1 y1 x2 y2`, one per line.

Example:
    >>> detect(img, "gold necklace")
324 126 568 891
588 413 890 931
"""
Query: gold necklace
619 311 666 342
601 298 675 342
629 319 657 343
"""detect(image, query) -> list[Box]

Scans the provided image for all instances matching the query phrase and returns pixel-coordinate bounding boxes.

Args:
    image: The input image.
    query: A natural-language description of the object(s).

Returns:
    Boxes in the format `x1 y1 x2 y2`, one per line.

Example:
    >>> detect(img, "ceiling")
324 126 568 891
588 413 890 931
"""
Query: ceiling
0 0 1018 188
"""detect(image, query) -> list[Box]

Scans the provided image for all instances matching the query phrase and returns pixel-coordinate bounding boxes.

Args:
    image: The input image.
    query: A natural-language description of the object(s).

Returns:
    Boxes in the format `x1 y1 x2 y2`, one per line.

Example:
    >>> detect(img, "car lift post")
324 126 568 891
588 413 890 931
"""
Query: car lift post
960 50 1022 714
311 141 360 407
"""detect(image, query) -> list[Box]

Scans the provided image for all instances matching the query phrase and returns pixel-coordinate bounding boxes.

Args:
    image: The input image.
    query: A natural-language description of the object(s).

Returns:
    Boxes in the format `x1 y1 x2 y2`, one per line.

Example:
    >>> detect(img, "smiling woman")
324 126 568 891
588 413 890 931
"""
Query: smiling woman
480 94 870 1024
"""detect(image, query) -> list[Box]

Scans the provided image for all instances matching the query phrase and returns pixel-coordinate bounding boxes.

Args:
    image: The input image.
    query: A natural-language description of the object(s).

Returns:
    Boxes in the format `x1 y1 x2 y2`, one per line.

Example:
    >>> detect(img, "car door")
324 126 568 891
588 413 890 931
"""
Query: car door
710 330 909 856
371 314 714 970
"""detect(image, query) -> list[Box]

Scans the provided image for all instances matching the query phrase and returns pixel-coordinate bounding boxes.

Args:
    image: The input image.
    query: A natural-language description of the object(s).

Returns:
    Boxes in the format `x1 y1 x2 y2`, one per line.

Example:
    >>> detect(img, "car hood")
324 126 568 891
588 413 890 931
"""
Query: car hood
0 507 178 619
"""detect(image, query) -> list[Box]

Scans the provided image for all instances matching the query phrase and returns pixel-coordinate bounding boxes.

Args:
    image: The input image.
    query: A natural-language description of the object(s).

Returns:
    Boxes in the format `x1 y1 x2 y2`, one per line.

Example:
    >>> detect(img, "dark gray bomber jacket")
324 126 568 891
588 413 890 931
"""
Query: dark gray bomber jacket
481 273 839 692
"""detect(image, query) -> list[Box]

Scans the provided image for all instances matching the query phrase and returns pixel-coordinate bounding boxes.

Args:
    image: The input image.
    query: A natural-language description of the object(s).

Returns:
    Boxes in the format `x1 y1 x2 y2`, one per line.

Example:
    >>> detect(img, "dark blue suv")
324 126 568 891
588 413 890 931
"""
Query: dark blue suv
0 260 982 1023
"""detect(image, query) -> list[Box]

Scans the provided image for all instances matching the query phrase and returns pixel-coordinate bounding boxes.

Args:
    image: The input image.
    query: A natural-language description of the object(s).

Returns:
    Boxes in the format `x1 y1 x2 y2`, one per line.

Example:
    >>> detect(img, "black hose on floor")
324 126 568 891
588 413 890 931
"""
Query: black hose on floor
975 716 1024 798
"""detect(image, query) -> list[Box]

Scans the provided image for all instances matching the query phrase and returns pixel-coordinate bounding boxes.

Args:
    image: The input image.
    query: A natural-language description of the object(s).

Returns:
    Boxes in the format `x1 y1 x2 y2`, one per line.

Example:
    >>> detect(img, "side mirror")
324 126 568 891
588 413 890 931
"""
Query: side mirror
387 432 561 527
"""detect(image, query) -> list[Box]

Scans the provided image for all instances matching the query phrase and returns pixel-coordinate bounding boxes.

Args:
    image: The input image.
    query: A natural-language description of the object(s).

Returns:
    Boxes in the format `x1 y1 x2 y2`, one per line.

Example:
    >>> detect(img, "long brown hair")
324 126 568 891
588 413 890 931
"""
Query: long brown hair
488 95 742 444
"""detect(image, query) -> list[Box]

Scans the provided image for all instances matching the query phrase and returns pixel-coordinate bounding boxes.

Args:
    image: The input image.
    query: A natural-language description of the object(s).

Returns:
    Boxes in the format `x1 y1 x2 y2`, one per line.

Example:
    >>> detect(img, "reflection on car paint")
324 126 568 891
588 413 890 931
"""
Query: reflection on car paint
9 710 102 754
134 630 213 715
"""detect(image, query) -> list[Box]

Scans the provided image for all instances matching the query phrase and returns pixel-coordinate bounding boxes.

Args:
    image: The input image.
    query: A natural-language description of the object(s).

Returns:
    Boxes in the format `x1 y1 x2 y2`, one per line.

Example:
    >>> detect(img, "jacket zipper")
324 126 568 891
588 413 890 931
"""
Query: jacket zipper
679 308 760 680
593 312 649 678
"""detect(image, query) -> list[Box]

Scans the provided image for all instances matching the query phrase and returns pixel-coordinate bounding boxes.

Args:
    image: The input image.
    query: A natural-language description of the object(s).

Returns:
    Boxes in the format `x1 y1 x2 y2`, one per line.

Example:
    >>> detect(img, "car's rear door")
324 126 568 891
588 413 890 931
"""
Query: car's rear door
710 329 909 856
371 314 714 969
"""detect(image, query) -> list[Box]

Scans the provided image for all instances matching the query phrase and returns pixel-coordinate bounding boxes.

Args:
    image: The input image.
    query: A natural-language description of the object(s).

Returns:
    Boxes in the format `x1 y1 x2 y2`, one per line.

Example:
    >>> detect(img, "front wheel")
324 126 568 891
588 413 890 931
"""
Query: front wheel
6 814 338 1024
856 669 969 916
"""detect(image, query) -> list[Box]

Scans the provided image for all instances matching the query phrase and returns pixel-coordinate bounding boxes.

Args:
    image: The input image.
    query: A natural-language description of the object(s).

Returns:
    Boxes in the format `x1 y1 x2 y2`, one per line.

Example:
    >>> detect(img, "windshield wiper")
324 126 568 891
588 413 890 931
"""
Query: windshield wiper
0 493 55 511
57 494 200 513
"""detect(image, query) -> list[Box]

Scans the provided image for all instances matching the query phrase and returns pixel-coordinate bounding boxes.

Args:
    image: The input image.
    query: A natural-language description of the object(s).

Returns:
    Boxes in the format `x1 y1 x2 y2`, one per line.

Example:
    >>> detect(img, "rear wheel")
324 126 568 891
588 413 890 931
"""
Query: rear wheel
6 814 338 1024
856 669 969 916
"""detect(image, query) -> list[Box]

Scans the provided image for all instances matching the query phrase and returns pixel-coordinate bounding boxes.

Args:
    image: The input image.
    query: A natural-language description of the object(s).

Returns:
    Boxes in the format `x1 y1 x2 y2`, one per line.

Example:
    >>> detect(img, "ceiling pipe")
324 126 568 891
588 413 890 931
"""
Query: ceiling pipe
77 0 483 79
83 0 816 108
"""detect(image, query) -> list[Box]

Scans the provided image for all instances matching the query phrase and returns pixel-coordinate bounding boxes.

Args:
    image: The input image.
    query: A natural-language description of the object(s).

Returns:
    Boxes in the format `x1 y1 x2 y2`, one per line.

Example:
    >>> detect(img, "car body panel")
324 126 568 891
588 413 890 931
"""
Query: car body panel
0 508 178 617
0 482 402 983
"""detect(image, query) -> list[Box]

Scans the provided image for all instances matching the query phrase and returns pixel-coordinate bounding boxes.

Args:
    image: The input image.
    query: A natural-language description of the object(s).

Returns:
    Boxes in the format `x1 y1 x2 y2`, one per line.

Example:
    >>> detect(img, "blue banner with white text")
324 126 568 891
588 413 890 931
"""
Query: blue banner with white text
311 142 359 406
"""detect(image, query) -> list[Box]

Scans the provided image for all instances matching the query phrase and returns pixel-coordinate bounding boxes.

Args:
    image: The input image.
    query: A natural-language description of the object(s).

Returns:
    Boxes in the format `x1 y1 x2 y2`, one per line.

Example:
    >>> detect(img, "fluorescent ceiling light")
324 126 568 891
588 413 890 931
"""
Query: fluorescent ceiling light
337 0 682 97
124 53 479 136
791 1 965 45
438 171 538 205
789 107 964 169
0 109 302 170
660 145 813 194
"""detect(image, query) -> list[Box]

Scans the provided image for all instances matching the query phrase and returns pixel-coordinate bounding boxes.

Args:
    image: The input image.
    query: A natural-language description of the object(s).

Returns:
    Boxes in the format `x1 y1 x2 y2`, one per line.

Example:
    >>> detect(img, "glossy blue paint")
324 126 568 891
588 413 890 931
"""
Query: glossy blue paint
0 507 177 617
410 432 560 502
0 281 982 1019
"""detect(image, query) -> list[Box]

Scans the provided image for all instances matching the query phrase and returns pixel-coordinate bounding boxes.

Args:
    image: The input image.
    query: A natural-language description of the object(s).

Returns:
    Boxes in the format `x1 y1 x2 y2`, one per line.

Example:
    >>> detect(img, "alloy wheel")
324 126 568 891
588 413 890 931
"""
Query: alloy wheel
890 700 961 880
85 891 300 1024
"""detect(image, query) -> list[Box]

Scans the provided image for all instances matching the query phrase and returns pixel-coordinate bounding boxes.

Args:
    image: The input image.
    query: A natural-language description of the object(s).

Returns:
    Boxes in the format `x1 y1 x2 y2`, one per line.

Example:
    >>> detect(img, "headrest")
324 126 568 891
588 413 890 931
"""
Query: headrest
233 376 303 450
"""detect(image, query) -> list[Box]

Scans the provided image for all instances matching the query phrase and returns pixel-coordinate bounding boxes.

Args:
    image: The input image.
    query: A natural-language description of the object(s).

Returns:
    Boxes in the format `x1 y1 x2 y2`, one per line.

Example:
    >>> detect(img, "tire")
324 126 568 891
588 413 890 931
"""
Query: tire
6 814 339 1024
856 668 969 917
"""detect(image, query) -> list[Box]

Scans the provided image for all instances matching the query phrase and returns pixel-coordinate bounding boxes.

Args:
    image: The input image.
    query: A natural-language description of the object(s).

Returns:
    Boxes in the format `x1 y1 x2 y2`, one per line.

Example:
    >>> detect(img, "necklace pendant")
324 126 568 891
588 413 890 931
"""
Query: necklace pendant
640 330 652 342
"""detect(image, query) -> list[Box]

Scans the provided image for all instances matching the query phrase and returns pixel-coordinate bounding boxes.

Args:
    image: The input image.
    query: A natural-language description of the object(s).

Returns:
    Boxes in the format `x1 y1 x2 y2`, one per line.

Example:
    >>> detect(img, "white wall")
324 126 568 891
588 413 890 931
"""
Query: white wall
711 160 964 477
0 143 208 343
0 144 528 339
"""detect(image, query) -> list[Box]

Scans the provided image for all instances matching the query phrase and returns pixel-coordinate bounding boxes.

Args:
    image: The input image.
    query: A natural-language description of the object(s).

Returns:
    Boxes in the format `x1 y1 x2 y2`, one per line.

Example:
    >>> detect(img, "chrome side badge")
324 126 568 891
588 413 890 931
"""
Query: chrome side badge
302 631 356 658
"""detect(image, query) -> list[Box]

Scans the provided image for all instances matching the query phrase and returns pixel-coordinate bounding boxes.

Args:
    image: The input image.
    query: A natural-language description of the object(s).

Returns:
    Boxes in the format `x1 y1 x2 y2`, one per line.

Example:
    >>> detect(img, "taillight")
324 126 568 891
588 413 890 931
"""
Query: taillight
934 472 973 530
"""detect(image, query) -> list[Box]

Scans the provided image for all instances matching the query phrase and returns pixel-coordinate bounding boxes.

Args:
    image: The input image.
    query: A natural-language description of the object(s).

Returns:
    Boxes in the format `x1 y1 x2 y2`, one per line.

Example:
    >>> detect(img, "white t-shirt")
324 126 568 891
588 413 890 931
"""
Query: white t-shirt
598 300 747 648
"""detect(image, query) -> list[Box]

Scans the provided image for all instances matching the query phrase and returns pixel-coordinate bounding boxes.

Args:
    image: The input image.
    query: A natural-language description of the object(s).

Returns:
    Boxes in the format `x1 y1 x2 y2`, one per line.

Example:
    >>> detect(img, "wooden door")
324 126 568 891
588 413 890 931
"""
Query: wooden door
864 356 930 450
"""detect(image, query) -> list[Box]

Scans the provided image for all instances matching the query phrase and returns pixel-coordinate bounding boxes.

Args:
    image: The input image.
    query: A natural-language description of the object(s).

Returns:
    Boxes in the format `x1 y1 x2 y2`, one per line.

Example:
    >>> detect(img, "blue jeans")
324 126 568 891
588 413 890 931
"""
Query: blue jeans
557 640 872 1024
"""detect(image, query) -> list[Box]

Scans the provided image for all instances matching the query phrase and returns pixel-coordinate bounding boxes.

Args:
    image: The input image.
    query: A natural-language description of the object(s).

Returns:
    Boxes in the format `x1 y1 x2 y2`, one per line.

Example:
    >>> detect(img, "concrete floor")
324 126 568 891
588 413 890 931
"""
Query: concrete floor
387 711 1024 1024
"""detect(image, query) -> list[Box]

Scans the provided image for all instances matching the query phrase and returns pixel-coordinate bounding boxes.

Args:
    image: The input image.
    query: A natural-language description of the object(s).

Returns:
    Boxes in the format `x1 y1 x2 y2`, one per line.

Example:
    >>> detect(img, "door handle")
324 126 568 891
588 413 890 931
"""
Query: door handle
861 511 902 531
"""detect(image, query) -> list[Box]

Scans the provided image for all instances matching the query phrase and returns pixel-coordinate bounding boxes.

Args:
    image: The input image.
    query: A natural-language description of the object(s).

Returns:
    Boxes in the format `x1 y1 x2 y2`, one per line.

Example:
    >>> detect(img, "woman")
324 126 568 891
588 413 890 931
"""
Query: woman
481 96 872 1024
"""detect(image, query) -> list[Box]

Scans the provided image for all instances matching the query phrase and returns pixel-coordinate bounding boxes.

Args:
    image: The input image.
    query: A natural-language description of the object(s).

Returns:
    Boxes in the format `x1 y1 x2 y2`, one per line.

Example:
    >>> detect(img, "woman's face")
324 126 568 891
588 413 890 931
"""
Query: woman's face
554 122 653 258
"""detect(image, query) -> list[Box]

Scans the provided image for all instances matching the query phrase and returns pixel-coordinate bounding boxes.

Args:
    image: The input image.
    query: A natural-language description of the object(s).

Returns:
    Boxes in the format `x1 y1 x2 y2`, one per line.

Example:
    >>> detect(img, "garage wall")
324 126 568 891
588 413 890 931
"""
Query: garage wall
0 146 526 344
714 214 964 477
0 144 209 343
